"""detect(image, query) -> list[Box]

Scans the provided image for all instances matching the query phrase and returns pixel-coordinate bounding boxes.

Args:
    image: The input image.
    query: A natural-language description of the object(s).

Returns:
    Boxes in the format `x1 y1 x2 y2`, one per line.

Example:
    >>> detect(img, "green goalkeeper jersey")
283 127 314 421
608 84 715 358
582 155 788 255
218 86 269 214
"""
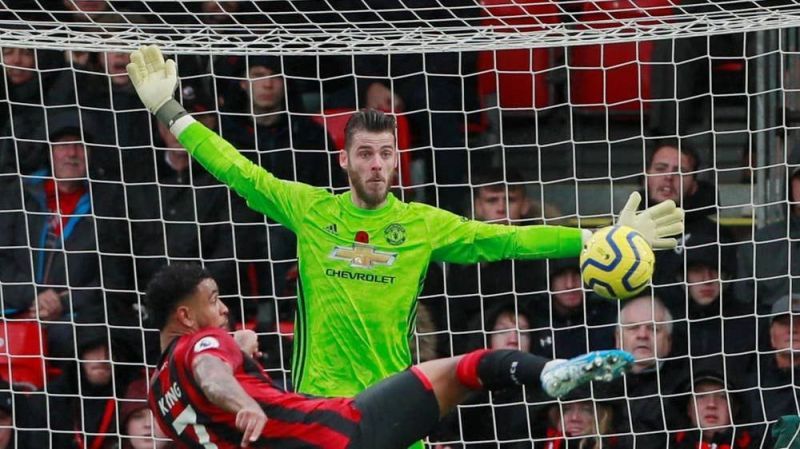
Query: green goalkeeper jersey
178 122 584 396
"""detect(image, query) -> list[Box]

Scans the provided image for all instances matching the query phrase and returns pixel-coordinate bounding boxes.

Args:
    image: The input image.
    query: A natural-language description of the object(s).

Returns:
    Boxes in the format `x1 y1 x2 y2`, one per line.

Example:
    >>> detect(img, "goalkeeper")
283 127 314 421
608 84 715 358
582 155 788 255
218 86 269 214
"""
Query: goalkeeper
126 45 684 399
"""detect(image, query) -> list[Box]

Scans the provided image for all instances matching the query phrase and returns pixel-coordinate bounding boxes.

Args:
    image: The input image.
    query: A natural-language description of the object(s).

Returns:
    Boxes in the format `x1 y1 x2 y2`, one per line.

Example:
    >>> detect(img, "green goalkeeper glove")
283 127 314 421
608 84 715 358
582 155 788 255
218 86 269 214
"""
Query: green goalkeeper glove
127 45 186 127
616 191 684 250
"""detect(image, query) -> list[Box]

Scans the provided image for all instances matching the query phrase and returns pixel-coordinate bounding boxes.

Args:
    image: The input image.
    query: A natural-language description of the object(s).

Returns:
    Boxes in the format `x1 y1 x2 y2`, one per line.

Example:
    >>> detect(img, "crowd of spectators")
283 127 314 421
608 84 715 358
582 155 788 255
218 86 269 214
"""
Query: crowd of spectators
0 1 797 449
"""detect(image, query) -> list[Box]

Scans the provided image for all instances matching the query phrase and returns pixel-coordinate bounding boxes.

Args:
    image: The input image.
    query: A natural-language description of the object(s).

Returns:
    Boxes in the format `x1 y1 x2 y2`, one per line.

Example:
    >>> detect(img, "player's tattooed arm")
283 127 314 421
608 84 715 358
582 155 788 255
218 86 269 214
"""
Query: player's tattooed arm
193 354 268 447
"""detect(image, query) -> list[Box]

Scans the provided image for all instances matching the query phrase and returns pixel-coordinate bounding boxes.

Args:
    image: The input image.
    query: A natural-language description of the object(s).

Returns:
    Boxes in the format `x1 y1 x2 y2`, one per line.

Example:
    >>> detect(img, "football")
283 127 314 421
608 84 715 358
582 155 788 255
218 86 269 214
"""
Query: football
580 225 655 300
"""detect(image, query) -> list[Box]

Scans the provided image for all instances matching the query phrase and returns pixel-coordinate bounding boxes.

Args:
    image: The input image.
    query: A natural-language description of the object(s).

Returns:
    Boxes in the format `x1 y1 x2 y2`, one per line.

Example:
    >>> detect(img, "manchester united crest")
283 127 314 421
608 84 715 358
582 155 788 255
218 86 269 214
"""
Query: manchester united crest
384 223 406 245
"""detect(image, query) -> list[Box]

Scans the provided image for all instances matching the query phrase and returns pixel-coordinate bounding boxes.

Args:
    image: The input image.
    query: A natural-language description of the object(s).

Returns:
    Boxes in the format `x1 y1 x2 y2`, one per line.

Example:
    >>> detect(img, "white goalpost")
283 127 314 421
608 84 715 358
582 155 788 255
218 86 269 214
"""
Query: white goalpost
0 0 798 448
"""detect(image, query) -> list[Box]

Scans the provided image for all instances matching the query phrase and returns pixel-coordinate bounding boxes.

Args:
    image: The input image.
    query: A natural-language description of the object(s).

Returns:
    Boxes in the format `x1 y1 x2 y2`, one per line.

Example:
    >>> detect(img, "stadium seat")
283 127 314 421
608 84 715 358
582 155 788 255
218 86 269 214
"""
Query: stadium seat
569 0 675 113
478 0 561 110
0 319 48 390
311 108 413 187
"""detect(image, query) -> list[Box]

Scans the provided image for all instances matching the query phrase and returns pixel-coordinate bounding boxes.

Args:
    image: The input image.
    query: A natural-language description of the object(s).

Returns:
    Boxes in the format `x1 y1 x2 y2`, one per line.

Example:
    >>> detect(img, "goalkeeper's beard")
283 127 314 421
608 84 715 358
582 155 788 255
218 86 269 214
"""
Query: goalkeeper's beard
347 164 393 209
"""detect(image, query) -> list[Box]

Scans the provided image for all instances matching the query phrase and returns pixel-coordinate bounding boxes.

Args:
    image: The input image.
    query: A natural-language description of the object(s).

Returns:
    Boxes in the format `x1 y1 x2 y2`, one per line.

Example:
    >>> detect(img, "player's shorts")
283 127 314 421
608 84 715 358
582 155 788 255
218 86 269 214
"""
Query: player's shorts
347 367 440 449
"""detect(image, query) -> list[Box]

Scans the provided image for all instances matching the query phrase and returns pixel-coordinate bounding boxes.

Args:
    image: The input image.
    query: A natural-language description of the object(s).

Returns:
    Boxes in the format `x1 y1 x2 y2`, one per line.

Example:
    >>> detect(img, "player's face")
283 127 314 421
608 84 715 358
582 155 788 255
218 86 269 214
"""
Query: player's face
617 300 672 370
490 312 530 352
242 66 284 112
187 278 229 330
687 265 720 306
552 269 583 313
2 47 34 85
688 382 731 432
474 188 530 224
51 135 87 181
646 146 697 206
562 401 597 437
81 345 112 386
340 130 397 209
770 315 800 353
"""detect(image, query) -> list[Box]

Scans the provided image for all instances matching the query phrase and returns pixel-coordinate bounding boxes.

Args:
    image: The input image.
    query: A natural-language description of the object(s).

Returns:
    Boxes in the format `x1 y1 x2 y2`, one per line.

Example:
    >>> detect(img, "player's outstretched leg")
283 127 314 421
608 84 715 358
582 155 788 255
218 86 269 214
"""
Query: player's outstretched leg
539 349 634 398
417 348 634 416
348 349 633 449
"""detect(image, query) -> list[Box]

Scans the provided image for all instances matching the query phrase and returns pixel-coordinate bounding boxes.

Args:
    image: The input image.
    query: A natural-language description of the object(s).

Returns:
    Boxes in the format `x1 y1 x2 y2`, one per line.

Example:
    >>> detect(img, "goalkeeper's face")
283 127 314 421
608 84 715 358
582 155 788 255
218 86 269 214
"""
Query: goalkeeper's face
340 130 397 209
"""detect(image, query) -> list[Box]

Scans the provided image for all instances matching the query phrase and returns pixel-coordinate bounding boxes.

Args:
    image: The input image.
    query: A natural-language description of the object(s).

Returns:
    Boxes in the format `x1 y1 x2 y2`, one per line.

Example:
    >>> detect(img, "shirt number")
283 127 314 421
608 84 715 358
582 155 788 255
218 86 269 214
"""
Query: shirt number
173 404 219 449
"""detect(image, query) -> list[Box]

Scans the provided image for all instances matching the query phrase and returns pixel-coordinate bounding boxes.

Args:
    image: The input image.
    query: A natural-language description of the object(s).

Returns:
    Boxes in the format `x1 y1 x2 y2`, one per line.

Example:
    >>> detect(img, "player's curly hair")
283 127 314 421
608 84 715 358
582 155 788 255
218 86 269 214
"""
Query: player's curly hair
146 263 213 330
344 108 396 151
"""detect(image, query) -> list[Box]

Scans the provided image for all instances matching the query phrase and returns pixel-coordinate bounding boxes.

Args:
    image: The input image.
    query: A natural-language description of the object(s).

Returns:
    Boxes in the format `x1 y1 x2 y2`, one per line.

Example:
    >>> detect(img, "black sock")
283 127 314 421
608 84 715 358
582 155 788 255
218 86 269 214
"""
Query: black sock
477 350 548 391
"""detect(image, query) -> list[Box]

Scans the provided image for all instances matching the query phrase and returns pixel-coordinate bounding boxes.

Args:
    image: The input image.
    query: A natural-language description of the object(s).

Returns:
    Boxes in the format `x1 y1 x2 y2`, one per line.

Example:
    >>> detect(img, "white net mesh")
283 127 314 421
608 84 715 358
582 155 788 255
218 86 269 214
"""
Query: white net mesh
0 1 795 53
0 1 798 448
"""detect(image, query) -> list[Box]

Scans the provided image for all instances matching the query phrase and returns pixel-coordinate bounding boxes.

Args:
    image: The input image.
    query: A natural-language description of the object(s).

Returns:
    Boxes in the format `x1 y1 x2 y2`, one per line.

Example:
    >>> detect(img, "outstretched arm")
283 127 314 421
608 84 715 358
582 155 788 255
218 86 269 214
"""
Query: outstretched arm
192 354 267 447
429 191 684 264
126 45 318 231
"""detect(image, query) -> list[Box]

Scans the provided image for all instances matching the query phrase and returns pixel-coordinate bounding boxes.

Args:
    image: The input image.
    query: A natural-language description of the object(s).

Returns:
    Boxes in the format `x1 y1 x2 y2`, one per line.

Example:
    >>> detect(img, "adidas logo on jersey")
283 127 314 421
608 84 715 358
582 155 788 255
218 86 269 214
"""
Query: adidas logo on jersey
324 224 338 235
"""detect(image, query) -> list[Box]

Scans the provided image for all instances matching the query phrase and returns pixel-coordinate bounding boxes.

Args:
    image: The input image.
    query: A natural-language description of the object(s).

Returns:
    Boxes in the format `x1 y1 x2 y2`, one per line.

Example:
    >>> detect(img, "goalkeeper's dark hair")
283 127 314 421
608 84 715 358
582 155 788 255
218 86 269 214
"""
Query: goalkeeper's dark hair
146 263 213 331
344 109 396 151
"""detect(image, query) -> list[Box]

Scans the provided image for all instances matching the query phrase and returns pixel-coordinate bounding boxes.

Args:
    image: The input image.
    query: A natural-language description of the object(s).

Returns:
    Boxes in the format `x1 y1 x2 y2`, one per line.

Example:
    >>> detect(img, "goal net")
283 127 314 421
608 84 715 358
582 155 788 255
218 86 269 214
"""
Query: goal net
0 0 798 448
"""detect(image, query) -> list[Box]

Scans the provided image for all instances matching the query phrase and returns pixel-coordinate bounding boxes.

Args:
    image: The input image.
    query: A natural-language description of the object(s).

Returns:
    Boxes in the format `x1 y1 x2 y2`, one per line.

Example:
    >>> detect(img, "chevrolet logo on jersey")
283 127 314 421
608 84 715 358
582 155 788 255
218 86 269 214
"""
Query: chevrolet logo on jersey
329 244 397 269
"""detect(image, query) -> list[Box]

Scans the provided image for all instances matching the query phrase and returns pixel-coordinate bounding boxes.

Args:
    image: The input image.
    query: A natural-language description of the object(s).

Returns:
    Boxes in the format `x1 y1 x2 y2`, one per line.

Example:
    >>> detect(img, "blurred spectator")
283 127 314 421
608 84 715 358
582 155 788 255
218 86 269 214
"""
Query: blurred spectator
736 163 800 313
640 139 732 290
0 47 62 179
530 258 617 359
615 295 680 373
443 168 549 354
215 55 340 307
127 93 238 297
670 361 767 449
219 55 344 189
48 13 155 183
481 301 532 352
0 380 47 448
743 293 800 422
196 0 241 25
607 294 686 449
48 325 135 449
118 377 174 449
539 384 630 449
175 80 282 314
0 114 132 361
669 237 757 380
56 0 112 24
126 103 240 362
649 30 746 137
411 299 440 363
430 302 543 449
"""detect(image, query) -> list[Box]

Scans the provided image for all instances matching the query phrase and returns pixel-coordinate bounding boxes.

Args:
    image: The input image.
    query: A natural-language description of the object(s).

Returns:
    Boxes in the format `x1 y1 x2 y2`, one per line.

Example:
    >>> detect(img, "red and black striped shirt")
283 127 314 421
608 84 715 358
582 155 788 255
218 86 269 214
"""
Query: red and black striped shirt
148 327 362 449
